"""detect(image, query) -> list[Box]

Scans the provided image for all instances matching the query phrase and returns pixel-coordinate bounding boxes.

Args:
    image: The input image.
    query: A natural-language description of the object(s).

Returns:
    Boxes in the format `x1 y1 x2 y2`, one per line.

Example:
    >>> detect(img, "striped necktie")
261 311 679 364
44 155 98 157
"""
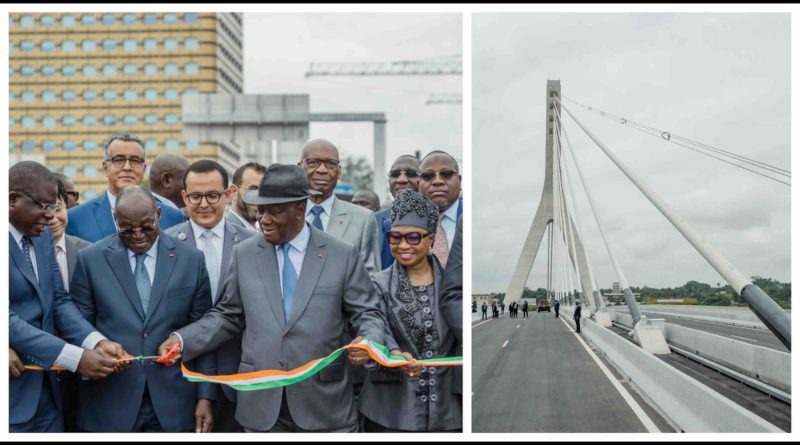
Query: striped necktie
281 243 297 322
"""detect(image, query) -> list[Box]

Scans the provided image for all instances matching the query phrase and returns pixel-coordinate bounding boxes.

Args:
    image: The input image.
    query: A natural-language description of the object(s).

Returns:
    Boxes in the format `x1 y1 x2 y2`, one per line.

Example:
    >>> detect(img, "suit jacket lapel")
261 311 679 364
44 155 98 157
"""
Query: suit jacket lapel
94 193 117 236
220 223 238 288
256 237 287 329
285 229 326 333
65 237 78 279
327 197 351 237
145 236 177 324
105 238 146 320
9 233 45 306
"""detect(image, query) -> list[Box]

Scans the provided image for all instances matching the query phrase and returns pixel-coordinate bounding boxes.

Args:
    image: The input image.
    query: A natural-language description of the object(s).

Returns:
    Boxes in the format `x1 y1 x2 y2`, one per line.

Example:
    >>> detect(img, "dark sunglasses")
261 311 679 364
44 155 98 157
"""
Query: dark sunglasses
388 169 419 179
419 169 458 182
387 231 432 246
118 225 157 237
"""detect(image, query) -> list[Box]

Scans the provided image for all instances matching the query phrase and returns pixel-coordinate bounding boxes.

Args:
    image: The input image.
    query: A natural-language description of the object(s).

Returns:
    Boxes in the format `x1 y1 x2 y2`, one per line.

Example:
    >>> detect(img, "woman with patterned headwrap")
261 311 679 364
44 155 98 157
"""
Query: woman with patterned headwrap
357 189 462 432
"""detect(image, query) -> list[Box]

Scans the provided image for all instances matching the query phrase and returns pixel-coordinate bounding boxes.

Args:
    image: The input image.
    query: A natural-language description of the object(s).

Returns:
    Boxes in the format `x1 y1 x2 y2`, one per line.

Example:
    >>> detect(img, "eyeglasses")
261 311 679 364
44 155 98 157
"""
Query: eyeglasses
13 190 60 213
387 231 432 246
419 169 458 182
108 156 145 169
389 169 419 179
118 225 157 237
186 192 224 205
64 190 80 202
303 158 340 170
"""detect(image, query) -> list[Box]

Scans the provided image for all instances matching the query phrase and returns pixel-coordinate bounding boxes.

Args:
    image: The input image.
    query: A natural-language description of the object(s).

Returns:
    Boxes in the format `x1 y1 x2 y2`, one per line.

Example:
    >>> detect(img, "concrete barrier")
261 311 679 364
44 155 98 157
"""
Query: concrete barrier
613 305 791 330
665 324 790 393
580 317 783 432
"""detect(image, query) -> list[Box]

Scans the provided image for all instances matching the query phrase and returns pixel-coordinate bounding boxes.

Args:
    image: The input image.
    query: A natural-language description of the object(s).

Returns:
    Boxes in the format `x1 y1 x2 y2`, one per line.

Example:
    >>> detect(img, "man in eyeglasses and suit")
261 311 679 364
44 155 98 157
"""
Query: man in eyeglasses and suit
165 160 256 432
69 186 216 432
157 164 386 432
418 151 462 268
375 154 421 270
66 132 184 243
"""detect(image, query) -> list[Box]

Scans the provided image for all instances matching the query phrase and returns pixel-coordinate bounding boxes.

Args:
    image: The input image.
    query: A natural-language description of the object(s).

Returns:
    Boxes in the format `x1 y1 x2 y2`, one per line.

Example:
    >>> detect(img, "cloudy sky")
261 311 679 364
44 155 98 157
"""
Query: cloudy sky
472 13 791 294
243 13 462 198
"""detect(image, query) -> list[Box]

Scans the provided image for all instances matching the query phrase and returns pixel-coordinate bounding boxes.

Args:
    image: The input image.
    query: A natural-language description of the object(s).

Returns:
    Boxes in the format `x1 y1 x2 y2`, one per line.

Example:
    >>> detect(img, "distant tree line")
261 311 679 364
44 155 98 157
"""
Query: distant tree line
492 277 790 308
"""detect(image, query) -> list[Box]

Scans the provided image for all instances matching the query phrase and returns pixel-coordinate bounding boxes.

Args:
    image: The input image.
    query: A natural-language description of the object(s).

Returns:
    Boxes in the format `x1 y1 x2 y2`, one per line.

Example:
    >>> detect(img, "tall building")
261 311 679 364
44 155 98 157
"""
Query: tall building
9 12 243 200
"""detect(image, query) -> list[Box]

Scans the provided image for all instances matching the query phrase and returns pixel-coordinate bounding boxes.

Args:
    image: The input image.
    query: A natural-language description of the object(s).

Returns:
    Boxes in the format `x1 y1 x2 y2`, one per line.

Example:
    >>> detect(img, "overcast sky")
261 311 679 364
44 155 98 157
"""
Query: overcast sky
472 13 791 294
243 13 462 197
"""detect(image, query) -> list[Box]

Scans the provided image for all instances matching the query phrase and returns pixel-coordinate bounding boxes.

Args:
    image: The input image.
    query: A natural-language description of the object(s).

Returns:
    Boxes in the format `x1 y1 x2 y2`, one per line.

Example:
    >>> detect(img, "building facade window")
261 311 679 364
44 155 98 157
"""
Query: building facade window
41 65 56 77
20 66 35 77
102 14 117 25
123 39 137 51
185 140 200 150
184 88 200 95
62 65 77 76
61 90 77 101
123 64 138 75
21 91 35 102
63 165 77 176
84 166 99 177
102 39 117 51
40 15 56 26
184 13 199 24
144 114 158 125
22 141 36 152
123 89 138 100
164 88 179 100
122 14 137 25
42 141 57 152
163 13 178 24
21 116 36 128
184 38 199 50
81 14 96 26
143 38 158 50
144 89 159 100
20 15 34 27
123 114 138 125
103 114 117 126
82 40 96 52
164 38 179 50
62 15 76 27
82 64 97 76
145 139 158 150
103 64 117 76
103 89 117 100
42 91 56 102
165 139 180 151
20 40 35 51
41 40 56 52
164 63 179 76
84 190 98 200
143 13 157 25
82 90 98 101
63 141 78 152
42 116 57 128
83 140 98 151
62 116 77 127
164 113 180 125
62 40 76 52
144 64 158 75
83 115 98 127
185 63 199 75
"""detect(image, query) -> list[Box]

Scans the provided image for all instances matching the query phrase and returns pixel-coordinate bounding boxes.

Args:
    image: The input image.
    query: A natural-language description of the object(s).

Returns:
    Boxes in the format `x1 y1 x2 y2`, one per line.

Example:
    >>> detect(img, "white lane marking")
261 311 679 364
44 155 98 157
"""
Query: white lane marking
558 316 660 433
517 325 520 329
731 334 758 343
501 340 509 348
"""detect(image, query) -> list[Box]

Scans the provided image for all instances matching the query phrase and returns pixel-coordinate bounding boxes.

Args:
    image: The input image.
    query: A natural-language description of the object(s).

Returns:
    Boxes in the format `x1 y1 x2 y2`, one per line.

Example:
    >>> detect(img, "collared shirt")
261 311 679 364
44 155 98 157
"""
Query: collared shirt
275 223 310 295
151 191 178 209
107 190 119 230
441 200 459 248
9 224 38 282
190 219 225 278
55 235 68 291
305 195 335 231
229 208 259 233
127 237 159 286
9 227 106 372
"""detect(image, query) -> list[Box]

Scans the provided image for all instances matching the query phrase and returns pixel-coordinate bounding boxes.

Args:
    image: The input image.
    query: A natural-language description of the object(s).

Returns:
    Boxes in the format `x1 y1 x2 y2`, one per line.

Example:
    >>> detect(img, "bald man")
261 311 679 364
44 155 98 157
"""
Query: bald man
299 139 381 276
149 153 190 209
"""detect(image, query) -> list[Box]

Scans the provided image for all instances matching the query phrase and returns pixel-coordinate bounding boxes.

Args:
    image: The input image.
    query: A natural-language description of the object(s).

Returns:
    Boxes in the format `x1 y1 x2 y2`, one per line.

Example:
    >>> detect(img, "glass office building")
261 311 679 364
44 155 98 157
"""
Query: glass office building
9 12 243 199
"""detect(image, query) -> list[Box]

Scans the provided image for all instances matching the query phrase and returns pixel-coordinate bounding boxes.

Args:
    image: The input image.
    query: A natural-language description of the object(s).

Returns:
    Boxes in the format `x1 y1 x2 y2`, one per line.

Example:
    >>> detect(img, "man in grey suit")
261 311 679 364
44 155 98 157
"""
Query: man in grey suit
224 162 266 235
158 164 386 433
70 186 216 432
165 160 256 432
299 139 381 276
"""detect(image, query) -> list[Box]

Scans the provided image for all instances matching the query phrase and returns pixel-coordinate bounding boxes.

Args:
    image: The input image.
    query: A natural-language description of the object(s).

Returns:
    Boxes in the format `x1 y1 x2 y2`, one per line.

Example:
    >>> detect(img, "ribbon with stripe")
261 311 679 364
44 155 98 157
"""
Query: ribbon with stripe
24 354 157 372
181 338 462 391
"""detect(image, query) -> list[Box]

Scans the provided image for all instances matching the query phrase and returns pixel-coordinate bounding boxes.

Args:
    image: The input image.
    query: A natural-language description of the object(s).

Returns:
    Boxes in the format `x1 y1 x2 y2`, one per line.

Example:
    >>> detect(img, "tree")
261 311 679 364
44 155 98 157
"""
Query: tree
340 155 374 191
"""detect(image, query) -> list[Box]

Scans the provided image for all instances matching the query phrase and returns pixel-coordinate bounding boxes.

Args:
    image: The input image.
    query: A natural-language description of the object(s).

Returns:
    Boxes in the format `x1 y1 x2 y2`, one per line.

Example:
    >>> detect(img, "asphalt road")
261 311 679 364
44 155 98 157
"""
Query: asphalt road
614 309 788 352
472 311 669 433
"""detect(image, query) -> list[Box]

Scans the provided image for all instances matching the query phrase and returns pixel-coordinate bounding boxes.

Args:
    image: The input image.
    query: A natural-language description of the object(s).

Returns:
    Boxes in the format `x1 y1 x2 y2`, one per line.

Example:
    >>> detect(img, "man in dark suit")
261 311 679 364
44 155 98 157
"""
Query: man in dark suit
440 218 463 400
574 300 582 333
158 164 386 433
224 162 266 234
376 154 421 270
165 160 256 432
418 150 462 268
66 132 184 243
9 161 126 432
69 186 216 432
554 299 561 318
149 153 190 210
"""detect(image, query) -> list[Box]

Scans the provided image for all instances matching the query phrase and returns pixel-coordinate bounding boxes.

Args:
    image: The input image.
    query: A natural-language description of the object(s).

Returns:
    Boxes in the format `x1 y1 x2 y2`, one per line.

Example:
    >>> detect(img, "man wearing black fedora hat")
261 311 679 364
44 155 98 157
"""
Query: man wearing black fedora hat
159 164 387 433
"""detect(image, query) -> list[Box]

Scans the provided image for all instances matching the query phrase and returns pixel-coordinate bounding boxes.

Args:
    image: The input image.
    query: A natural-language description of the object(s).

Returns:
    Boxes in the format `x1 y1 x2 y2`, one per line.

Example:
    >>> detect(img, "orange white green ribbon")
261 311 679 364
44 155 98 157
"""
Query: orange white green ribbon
180 338 462 392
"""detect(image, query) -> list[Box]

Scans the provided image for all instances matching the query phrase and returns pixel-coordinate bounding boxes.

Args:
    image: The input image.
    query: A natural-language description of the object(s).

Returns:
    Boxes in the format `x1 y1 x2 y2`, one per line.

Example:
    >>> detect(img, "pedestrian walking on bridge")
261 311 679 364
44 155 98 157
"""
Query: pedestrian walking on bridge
574 300 582 333
554 300 560 318
522 301 529 319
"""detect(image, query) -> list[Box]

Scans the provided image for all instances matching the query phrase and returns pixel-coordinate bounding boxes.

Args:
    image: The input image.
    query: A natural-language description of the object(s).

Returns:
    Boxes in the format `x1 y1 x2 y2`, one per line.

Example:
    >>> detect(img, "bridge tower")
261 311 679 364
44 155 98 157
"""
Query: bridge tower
506 80 595 307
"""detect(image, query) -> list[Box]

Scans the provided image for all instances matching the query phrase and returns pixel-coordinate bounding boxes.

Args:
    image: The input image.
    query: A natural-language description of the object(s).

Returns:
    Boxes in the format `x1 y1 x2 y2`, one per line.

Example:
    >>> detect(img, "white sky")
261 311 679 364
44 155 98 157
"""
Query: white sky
243 13 463 177
472 13 791 293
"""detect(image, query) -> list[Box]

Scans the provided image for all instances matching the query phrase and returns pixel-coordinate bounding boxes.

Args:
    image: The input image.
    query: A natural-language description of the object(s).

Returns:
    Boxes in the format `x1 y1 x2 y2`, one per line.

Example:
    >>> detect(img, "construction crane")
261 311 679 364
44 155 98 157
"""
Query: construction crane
305 54 462 77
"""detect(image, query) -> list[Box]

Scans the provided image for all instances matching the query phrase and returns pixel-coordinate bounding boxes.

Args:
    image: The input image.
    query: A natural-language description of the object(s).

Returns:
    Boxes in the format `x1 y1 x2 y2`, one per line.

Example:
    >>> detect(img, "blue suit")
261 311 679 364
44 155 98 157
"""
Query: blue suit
66 193 184 243
377 198 462 270
69 233 215 432
9 228 97 430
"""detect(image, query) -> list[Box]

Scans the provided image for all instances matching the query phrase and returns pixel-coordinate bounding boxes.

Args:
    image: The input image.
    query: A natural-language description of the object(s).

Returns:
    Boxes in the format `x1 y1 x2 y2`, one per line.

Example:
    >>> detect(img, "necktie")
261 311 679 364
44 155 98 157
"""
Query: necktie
201 229 220 300
432 214 450 268
21 236 36 281
310 205 325 231
55 245 67 290
134 253 151 314
281 243 297 322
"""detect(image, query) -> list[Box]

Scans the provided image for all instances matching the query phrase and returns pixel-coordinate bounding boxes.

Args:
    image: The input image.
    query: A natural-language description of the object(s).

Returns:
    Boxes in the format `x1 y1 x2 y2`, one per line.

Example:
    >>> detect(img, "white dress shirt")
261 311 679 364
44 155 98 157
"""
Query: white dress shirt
127 237 159 286
107 190 119 230
9 227 106 372
190 219 225 294
441 200 460 248
55 235 68 291
305 195 335 231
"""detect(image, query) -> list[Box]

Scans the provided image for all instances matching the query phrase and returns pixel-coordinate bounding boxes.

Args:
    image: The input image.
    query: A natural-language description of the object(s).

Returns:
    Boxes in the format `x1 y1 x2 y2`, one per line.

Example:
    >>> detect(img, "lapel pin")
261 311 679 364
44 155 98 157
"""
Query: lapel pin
169 251 175 258
177 232 187 241
339 219 343 224
318 253 324 259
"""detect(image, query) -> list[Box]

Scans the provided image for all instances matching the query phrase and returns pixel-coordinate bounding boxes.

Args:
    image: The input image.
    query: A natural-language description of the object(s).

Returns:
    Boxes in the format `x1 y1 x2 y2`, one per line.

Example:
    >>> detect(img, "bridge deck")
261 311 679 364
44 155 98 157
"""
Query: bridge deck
472 312 672 433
